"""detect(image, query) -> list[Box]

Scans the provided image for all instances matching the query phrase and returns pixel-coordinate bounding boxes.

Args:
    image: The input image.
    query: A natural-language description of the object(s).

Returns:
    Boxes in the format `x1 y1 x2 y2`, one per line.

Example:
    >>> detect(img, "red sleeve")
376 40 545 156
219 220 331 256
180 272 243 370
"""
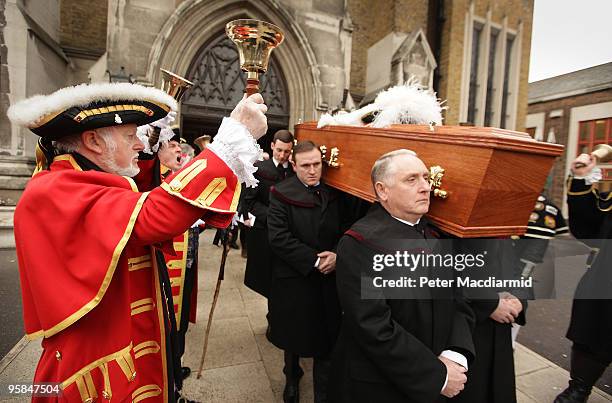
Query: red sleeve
131 148 239 244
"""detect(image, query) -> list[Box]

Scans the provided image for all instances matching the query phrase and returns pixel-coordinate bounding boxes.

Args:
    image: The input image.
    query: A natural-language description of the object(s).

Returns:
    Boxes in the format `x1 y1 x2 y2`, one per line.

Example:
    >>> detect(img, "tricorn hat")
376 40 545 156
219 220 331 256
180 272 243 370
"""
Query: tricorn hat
170 125 185 144
7 83 177 140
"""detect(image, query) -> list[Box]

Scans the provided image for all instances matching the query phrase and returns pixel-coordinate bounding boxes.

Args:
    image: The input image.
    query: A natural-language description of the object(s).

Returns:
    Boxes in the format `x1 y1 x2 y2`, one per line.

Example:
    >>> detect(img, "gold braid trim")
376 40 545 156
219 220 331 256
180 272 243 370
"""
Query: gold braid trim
566 176 593 196
61 344 133 389
29 191 150 339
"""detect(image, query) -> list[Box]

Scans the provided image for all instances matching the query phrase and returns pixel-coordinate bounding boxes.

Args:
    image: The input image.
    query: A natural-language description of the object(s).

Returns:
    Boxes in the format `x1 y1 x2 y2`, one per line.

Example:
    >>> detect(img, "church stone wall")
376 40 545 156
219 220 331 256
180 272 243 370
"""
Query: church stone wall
60 0 107 58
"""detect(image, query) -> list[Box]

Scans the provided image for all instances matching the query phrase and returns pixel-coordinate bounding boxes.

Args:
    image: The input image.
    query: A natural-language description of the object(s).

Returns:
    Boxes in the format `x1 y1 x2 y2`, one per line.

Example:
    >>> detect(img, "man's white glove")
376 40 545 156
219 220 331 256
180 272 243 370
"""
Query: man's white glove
230 93 268 140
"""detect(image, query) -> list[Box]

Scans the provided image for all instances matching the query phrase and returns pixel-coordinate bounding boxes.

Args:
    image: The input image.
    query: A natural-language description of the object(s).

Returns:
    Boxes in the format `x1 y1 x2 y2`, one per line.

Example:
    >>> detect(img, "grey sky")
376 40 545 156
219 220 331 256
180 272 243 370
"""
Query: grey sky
529 0 612 82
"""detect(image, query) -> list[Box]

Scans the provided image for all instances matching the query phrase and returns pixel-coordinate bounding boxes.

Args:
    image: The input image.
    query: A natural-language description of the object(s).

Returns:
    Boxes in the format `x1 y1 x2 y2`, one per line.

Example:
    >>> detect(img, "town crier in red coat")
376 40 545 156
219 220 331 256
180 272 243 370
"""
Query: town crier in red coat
7 83 267 402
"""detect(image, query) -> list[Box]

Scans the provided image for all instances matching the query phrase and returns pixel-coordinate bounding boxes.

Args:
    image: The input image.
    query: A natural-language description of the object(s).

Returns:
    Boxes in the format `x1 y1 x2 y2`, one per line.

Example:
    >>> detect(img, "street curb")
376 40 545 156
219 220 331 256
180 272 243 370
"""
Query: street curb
0 336 29 375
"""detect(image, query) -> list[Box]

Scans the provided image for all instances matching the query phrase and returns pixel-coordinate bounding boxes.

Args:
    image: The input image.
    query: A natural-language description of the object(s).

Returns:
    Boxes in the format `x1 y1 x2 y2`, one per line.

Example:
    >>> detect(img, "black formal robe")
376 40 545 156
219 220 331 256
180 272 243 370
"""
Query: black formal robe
329 204 475 403
241 158 294 297
566 178 612 360
267 175 344 357
451 238 527 403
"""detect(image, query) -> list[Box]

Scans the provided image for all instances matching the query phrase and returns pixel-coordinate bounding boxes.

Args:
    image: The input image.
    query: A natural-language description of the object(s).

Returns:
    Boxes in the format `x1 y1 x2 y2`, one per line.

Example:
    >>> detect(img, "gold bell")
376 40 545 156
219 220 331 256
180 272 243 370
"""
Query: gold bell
160 69 194 102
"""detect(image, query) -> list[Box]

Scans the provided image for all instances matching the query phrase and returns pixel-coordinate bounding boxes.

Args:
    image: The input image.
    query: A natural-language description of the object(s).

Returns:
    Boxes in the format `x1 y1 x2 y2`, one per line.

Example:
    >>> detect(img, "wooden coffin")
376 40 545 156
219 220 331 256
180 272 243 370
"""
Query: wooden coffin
295 122 564 238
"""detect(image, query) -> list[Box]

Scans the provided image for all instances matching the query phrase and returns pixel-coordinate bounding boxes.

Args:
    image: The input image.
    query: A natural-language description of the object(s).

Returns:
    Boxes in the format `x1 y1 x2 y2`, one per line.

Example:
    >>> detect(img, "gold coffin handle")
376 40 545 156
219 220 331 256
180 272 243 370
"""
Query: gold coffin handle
429 165 448 199
319 145 342 168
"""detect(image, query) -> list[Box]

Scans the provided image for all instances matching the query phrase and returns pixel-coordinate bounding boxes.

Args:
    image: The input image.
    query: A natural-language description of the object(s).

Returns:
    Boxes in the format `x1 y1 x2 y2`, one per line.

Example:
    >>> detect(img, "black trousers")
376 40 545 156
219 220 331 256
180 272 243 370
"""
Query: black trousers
284 351 331 403
571 343 611 387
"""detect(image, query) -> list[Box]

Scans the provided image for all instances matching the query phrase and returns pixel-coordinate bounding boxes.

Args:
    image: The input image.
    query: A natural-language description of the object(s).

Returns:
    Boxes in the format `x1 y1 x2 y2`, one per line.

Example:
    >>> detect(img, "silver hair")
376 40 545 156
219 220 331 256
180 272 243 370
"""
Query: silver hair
53 126 117 154
371 149 418 198
53 134 81 153
95 126 117 152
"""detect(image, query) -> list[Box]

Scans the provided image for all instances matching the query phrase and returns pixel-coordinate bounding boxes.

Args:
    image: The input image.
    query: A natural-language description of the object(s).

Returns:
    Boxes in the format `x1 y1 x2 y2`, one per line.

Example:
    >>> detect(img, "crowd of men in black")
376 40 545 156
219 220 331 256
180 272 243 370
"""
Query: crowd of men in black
233 130 611 403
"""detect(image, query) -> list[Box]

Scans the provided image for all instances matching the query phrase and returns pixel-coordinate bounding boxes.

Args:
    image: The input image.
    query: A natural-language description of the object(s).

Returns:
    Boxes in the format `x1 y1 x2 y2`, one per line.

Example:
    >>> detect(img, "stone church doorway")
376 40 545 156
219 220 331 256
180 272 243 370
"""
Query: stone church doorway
180 32 290 154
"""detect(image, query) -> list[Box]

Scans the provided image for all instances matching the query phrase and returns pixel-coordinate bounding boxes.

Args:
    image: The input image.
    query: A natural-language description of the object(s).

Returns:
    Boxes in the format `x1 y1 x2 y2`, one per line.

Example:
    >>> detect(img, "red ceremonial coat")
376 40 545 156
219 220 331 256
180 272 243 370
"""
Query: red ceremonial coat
135 158 199 328
14 149 240 402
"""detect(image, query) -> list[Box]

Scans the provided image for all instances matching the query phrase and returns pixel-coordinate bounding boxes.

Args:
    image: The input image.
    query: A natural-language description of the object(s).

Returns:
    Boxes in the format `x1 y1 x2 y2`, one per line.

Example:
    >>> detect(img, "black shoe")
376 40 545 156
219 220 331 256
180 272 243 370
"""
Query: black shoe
554 380 592 403
282 380 299 403
181 366 192 380
230 243 240 250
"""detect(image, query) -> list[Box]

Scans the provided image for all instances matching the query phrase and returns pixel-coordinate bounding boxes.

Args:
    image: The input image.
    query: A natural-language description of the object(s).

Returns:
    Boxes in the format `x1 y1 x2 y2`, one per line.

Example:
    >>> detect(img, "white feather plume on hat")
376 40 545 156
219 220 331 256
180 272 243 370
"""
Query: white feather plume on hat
318 80 445 129
7 82 177 128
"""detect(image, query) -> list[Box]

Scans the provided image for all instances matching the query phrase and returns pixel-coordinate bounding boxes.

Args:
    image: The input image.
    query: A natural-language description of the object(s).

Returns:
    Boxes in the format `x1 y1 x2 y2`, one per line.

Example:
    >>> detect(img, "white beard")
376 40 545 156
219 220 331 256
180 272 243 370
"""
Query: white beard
99 134 140 177
115 164 140 177
100 153 140 177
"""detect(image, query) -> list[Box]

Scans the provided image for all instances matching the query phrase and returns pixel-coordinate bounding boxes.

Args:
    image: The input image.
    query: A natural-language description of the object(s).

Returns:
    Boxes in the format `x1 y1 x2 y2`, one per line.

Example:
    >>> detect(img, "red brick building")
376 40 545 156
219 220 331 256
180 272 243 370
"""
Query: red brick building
526 62 612 213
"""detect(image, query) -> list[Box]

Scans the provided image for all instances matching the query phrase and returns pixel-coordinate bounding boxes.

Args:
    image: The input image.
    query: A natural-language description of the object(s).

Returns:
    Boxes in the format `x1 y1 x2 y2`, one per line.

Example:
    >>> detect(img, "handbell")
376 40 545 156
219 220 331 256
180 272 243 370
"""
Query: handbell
194 135 211 151
575 144 612 168
160 69 194 102
592 144 612 163
226 19 284 96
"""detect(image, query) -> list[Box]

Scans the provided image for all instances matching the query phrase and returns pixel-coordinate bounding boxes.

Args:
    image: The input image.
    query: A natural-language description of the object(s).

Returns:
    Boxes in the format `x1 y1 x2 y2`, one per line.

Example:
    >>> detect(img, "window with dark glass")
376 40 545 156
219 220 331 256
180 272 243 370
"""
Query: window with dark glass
484 29 500 126
467 23 483 124
500 35 515 129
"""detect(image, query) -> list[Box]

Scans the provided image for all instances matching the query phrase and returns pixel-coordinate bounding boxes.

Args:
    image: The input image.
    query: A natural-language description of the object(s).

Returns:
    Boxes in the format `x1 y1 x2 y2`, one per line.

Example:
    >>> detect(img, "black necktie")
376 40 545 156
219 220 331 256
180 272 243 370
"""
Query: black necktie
309 184 326 208
414 220 427 238
276 163 286 179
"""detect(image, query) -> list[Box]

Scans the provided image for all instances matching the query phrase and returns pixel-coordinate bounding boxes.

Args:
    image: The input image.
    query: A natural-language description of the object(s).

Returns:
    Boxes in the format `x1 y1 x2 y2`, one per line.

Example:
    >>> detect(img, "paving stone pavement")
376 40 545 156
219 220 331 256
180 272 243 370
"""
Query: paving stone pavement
0 231 610 402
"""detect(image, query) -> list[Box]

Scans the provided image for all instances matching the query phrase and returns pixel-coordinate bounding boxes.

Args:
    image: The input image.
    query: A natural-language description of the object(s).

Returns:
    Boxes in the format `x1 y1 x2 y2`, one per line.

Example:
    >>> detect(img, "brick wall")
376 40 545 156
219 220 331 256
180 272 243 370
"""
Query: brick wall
348 0 394 98
348 0 430 99
60 0 108 57
528 89 612 207
438 0 533 128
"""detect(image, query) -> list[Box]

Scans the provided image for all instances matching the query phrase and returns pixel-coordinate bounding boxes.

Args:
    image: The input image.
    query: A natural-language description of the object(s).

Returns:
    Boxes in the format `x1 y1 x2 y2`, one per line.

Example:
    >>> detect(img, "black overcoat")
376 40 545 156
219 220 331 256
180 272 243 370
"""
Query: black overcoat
267 175 345 357
451 239 527 403
240 159 293 297
566 178 612 360
329 204 475 403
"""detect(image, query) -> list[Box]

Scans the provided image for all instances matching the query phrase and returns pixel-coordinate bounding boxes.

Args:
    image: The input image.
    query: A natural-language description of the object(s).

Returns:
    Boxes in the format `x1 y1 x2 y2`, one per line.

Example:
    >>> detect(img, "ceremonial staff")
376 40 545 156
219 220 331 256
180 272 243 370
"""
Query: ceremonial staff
197 18 284 379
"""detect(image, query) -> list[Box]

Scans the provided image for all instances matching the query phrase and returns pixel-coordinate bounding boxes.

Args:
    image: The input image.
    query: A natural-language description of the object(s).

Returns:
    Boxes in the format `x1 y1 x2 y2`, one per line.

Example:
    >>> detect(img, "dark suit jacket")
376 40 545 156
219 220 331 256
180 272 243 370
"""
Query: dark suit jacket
240 159 293 296
330 204 475 403
240 158 292 229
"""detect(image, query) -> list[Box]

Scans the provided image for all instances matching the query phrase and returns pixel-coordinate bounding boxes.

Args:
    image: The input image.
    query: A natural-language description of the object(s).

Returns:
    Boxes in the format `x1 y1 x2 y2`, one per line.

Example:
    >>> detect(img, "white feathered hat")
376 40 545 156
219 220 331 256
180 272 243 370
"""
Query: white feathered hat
7 82 177 140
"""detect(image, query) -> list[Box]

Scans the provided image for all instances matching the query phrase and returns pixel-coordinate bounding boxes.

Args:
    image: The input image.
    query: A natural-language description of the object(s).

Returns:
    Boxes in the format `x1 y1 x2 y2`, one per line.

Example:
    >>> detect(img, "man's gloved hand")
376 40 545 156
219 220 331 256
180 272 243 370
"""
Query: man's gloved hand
230 93 268 140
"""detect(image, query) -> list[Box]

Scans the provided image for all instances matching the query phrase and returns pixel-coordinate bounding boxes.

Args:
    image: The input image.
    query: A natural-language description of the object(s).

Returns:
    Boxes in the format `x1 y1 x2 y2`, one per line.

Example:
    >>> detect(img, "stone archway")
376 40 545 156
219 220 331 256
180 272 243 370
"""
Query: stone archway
144 0 322 130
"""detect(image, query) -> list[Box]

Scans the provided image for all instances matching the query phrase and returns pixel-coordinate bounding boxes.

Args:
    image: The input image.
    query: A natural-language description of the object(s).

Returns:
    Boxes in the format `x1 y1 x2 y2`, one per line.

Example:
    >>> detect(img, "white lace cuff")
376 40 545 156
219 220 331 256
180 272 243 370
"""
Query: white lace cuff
574 167 602 185
207 117 263 188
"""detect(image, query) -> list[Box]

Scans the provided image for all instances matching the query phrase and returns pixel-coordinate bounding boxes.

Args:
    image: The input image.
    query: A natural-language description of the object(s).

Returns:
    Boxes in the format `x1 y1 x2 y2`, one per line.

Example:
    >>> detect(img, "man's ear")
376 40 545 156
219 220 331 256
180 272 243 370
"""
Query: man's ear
374 182 387 201
80 130 104 154
270 141 275 151
290 159 297 172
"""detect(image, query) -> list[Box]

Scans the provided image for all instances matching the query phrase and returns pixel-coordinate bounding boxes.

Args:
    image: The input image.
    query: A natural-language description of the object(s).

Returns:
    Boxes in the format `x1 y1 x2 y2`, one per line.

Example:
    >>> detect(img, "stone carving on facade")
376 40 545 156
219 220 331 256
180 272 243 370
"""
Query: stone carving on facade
390 29 437 89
